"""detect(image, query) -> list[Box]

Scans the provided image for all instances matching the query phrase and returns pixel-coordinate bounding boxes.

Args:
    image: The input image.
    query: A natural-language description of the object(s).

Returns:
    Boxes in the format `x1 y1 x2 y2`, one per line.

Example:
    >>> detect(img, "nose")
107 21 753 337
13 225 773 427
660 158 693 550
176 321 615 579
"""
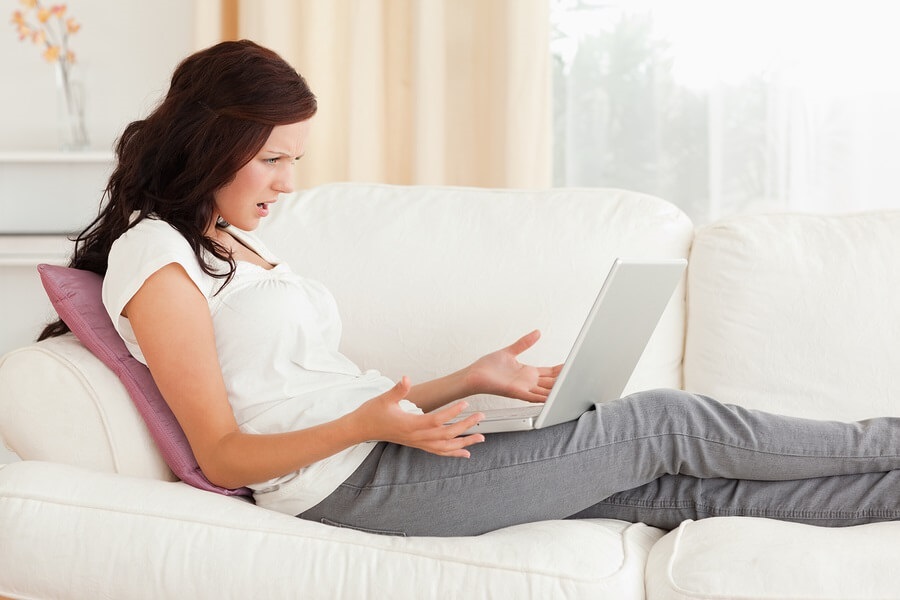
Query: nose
273 167 294 195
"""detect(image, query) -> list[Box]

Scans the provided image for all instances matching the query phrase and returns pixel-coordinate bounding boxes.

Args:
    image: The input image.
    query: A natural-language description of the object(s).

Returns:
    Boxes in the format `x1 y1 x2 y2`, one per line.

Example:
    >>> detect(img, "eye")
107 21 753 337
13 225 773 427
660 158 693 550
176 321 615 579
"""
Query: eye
264 157 279 165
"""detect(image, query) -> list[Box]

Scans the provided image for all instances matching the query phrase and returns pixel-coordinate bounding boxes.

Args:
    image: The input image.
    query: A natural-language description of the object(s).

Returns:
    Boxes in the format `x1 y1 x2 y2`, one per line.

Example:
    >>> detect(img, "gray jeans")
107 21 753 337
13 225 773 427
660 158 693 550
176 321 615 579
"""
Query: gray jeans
299 389 900 536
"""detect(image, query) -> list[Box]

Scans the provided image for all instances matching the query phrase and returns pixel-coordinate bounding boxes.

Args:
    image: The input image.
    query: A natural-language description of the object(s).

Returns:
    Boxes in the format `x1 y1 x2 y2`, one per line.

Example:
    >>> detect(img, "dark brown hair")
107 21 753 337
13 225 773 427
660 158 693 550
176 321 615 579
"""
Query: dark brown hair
39 39 317 340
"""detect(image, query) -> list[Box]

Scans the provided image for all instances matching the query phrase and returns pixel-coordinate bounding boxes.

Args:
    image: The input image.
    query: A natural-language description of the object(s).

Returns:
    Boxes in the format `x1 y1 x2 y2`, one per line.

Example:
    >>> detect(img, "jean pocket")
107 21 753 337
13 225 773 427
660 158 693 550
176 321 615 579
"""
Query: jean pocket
320 517 407 537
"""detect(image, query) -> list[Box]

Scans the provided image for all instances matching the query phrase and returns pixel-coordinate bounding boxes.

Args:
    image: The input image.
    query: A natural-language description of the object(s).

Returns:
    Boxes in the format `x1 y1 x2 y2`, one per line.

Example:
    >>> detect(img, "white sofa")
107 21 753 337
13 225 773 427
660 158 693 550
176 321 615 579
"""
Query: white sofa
1 183 898 599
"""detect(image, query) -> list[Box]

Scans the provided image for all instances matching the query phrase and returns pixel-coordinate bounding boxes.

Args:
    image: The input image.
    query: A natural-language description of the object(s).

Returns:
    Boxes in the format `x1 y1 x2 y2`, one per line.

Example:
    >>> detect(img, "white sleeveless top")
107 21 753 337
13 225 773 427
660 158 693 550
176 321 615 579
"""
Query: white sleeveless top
102 216 406 515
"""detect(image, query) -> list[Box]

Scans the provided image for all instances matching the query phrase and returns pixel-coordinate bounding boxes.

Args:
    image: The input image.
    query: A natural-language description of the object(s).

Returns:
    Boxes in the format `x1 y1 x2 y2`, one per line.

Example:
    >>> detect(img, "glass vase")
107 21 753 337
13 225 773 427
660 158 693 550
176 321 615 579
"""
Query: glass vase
55 61 89 151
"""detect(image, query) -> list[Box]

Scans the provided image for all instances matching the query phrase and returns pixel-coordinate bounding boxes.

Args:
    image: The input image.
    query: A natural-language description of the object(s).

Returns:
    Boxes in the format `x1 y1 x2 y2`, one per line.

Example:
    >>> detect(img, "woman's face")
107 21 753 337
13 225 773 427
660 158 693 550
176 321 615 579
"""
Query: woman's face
211 119 312 233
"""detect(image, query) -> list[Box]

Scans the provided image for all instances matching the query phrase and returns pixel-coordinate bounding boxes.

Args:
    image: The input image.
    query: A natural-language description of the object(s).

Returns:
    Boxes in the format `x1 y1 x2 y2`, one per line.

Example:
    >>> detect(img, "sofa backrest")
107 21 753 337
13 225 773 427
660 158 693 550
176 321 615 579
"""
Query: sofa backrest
684 211 900 421
260 183 694 405
0 184 691 477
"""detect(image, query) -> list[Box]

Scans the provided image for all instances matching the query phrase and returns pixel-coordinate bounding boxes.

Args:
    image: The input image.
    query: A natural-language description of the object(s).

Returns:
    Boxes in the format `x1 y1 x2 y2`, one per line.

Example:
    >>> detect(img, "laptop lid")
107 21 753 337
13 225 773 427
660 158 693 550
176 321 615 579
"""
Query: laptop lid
532 258 686 429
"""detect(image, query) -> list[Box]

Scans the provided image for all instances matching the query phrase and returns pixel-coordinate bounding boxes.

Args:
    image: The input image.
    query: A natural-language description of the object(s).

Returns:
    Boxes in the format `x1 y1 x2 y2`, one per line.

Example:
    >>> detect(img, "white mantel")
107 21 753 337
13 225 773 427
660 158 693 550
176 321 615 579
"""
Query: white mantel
0 151 115 234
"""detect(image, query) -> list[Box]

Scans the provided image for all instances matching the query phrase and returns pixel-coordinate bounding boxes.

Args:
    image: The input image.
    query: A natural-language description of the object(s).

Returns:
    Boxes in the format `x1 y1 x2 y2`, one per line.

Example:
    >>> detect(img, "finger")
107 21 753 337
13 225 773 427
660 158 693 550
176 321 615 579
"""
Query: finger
429 432 486 457
388 375 412 399
440 411 485 438
450 434 486 458
443 430 486 449
537 375 557 387
414 413 485 453
435 443 480 458
438 448 473 458
507 329 541 356
429 399 470 425
537 364 564 377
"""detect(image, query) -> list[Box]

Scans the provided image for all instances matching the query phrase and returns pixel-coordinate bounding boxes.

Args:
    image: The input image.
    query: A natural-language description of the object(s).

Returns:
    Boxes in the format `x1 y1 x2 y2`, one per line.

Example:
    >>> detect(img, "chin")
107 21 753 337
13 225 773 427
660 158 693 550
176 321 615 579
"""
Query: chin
229 216 261 231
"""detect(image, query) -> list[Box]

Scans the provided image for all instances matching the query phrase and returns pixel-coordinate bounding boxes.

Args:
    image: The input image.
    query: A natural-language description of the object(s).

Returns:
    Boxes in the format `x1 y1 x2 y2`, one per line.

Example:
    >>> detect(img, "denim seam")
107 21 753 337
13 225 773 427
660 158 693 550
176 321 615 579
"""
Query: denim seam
343 433 898 490
604 432 900 460
598 496 900 521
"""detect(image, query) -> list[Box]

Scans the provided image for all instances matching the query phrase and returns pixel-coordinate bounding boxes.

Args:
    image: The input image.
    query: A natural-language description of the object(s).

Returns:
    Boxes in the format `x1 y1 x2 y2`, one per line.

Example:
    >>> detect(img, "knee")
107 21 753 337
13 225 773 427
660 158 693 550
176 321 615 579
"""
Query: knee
618 388 703 425
624 388 698 409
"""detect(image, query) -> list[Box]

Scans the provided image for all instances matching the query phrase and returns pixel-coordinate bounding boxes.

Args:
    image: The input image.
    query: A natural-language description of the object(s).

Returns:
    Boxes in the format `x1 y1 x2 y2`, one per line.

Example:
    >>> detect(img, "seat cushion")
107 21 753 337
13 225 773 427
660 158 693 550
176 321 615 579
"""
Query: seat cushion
0 461 664 599
684 211 900 420
646 517 900 599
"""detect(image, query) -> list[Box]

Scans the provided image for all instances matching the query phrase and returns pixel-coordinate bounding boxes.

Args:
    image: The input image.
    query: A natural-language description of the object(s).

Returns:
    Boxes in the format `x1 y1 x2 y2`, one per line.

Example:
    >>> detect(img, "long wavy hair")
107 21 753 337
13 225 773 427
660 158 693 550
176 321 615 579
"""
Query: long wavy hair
39 40 317 340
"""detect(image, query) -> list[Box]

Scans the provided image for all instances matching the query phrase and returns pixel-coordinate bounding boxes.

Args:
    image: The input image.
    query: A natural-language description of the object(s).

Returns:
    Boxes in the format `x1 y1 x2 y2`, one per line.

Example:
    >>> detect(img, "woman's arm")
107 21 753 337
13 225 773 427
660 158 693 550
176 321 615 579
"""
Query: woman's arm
405 330 564 413
126 264 486 489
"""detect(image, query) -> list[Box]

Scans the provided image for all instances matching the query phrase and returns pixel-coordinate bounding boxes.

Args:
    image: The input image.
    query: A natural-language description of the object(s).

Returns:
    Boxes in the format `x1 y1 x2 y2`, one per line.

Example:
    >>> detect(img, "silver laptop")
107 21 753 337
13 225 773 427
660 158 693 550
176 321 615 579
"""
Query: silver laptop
456 258 687 434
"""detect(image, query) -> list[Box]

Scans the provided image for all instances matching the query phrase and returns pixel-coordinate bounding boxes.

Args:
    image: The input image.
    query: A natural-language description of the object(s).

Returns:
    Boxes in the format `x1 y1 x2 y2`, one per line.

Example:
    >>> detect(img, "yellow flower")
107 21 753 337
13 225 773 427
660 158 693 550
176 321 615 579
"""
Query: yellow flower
43 44 59 62
10 1 80 65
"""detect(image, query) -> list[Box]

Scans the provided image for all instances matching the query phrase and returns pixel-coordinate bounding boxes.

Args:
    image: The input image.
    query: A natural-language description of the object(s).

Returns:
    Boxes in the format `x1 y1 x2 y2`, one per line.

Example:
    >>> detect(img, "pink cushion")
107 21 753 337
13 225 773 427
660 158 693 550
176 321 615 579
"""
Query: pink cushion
37 263 252 497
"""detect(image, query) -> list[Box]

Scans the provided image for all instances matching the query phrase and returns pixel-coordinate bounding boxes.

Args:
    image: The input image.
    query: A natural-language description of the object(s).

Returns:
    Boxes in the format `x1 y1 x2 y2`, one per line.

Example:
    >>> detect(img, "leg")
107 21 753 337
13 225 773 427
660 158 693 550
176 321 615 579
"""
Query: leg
572 470 900 529
588 389 900 484
300 389 900 536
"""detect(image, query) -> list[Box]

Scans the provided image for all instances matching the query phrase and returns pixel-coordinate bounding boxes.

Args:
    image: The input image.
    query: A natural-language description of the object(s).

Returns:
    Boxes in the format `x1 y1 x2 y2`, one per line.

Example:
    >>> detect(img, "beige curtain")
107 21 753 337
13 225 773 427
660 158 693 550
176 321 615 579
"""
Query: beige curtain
194 0 551 189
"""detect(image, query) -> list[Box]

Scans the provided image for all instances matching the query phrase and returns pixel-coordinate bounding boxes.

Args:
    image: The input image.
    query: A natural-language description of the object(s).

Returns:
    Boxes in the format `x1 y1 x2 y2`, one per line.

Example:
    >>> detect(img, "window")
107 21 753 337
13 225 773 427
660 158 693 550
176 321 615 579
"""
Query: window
552 0 900 223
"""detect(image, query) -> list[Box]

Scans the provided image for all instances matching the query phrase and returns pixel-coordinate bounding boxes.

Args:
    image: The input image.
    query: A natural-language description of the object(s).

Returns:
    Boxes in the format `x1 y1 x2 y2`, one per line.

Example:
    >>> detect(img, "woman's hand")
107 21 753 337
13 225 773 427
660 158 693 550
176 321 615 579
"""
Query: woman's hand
464 330 563 403
402 329 563 413
350 376 486 458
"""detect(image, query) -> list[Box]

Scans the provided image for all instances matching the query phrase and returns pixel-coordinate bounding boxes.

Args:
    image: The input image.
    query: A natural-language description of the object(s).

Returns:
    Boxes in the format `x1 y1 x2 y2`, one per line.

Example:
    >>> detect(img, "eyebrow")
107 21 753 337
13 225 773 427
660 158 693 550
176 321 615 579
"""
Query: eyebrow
263 150 305 159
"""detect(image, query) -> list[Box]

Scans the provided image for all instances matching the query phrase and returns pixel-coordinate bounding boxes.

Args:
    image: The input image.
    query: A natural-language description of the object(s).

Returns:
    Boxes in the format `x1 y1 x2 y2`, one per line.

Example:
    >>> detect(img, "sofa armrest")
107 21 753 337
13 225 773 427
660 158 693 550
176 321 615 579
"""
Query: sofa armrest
646 517 900 599
0 335 173 480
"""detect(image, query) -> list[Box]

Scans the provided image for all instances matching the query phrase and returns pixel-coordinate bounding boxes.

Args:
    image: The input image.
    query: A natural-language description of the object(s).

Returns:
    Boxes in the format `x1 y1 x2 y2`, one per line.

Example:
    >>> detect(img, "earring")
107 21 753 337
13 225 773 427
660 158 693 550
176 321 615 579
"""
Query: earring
216 216 230 227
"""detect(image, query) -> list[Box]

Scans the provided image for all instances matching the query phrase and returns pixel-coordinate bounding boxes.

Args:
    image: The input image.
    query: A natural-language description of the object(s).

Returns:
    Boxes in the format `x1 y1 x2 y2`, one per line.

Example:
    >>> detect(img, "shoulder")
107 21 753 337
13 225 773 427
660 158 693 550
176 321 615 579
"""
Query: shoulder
110 215 194 258
107 216 210 287
103 215 217 326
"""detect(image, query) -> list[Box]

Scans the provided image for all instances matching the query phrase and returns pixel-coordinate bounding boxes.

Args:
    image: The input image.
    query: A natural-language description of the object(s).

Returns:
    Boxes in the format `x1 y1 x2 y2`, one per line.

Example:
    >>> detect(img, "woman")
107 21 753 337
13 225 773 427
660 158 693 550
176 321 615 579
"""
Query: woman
41 40 900 537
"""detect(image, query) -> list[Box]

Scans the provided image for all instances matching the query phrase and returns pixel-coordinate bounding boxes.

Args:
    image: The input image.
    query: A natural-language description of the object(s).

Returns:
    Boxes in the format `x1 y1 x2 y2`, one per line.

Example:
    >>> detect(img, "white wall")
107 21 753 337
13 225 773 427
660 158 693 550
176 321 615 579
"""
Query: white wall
0 1 199 465
1 1 196 152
